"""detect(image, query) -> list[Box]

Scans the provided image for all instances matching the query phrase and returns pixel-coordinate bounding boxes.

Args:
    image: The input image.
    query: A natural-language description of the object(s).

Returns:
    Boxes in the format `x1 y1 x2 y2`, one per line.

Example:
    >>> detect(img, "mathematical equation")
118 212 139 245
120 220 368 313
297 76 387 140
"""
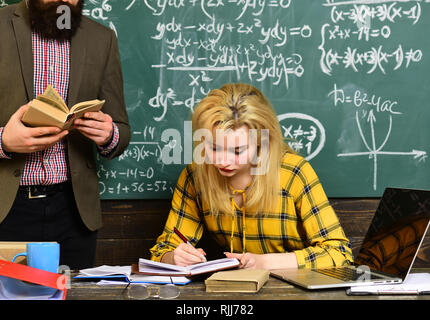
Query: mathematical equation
328 83 401 115
143 0 293 19
79 0 429 197
325 1 423 25
98 180 175 196
319 1 425 76
278 113 326 161
151 19 308 94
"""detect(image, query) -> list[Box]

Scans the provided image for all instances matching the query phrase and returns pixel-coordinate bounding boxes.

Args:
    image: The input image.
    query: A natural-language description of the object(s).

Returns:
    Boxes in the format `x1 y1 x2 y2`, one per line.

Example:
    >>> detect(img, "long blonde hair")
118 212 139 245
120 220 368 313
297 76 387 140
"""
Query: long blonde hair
192 83 294 215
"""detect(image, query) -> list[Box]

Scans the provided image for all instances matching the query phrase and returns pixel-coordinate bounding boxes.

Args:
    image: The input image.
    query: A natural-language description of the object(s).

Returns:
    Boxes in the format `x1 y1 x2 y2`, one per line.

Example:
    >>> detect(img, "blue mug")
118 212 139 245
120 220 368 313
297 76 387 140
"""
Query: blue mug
12 242 60 274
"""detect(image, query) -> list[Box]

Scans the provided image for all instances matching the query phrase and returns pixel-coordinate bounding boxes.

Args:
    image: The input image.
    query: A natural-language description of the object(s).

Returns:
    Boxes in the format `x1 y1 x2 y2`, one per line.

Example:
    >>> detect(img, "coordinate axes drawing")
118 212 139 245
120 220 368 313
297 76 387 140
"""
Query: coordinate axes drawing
337 110 427 190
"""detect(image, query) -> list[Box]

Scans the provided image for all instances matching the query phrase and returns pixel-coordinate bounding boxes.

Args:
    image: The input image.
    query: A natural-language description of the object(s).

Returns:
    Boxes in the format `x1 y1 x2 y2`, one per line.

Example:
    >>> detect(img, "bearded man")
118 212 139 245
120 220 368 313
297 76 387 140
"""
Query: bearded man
0 0 130 269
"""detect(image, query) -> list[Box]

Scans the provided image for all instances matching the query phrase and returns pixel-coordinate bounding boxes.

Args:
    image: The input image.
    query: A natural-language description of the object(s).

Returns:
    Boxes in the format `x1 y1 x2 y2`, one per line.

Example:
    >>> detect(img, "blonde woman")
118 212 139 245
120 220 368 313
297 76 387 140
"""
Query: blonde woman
150 83 353 270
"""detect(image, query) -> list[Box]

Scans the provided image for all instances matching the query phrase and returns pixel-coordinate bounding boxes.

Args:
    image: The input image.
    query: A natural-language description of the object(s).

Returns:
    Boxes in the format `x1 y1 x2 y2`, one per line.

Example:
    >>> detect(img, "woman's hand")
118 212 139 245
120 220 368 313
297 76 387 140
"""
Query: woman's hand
162 243 207 266
224 252 266 269
225 252 298 270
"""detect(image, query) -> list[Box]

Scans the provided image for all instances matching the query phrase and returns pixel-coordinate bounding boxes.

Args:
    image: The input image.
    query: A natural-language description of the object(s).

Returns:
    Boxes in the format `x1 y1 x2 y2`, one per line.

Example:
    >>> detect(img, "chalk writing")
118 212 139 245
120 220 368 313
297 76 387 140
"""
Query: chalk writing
81 0 428 197
278 113 326 161
4 0 426 197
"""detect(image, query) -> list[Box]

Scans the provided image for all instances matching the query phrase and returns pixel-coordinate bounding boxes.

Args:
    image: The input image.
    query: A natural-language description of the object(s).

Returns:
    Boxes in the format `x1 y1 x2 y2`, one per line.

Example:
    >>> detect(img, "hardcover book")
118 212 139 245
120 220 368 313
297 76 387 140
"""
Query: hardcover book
22 85 104 130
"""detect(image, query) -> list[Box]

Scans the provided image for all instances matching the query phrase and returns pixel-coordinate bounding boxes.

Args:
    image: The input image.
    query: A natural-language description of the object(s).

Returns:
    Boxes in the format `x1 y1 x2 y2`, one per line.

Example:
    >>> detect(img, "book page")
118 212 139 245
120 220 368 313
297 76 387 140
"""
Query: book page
39 85 68 113
188 258 239 275
138 257 239 276
70 99 104 113
77 265 131 277
36 96 69 114
138 258 188 273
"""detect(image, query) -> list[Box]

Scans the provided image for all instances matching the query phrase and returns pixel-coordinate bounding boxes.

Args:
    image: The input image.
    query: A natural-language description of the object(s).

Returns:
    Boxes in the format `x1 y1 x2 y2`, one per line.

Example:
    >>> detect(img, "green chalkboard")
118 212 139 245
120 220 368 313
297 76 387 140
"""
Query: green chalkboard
4 0 430 198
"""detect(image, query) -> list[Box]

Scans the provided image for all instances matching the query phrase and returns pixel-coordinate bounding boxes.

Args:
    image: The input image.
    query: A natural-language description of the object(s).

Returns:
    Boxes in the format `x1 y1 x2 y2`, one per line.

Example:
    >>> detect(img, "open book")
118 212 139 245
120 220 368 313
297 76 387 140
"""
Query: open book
75 265 191 285
22 85 105 130
138 257 240 277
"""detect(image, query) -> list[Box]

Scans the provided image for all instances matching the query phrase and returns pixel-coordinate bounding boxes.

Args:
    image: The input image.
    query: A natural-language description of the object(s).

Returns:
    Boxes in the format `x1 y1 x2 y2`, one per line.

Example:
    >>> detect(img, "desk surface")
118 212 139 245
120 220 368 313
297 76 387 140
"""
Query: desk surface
68 269 430 301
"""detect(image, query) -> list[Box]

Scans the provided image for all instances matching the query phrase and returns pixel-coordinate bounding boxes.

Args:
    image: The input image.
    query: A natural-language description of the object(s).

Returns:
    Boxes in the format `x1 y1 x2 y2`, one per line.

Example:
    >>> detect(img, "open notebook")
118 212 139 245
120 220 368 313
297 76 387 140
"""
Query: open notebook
138 257 240 276
75 265 190 285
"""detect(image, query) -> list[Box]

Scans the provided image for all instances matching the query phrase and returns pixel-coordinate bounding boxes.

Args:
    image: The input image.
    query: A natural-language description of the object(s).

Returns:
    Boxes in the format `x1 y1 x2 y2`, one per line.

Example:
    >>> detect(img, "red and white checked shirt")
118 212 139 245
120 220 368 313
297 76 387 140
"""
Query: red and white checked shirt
0 31 119 185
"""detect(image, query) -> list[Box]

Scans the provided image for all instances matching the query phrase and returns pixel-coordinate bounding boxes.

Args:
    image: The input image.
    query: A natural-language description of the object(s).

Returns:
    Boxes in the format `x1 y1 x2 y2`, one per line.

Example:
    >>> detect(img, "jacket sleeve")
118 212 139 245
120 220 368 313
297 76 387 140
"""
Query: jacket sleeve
97 29 130 159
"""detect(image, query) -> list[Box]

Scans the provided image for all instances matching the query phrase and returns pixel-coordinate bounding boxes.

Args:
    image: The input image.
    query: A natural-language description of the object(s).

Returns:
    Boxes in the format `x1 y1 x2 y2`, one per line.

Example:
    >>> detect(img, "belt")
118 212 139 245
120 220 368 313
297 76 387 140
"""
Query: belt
18 182 72 199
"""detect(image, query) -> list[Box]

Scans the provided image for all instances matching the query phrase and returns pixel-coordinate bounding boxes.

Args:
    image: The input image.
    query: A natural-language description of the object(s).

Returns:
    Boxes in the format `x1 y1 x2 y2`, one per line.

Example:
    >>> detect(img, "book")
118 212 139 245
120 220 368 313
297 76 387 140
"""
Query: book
75 265 191 285
0 259 67 300
0 242 57 264
0 242 28 264
138 257 240 277
205 269 269 293
346 273 430 295
21 85 105 130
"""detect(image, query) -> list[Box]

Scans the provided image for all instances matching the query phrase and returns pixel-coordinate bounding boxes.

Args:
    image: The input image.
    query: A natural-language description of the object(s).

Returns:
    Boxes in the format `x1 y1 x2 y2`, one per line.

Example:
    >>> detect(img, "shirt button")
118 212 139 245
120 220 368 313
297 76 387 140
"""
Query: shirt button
50 65 54 72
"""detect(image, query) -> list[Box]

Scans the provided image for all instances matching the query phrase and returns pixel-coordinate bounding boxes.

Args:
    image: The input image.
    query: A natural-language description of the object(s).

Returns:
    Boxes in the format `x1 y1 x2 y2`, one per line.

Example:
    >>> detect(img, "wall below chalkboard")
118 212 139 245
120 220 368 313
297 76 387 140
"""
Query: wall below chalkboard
95 198 430 268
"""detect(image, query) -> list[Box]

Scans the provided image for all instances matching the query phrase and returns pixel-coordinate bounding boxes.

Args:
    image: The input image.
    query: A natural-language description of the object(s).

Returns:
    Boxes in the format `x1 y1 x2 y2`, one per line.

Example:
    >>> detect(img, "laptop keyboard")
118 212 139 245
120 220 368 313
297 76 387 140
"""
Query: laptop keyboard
315 267 384 281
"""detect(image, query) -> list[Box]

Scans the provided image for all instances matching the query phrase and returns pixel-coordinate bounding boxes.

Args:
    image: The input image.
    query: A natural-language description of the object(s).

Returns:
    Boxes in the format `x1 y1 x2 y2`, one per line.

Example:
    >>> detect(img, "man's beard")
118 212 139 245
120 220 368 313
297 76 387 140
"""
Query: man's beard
28 0 84 41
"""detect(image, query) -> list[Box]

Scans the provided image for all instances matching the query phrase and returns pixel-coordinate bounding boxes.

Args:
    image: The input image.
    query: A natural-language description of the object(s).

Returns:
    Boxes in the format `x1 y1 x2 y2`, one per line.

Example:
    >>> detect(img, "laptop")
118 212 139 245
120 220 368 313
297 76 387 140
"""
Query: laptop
271 187 430 289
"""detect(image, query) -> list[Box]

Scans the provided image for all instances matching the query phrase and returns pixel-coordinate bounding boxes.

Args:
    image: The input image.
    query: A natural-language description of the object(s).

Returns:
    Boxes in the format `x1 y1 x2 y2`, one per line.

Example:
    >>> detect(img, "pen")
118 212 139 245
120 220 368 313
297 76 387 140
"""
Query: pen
173 227 207 262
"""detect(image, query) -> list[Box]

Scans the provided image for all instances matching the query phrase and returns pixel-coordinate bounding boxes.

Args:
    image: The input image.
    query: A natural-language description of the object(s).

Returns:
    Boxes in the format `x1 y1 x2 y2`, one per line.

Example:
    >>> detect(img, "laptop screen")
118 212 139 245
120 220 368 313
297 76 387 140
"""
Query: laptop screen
354 188 430 280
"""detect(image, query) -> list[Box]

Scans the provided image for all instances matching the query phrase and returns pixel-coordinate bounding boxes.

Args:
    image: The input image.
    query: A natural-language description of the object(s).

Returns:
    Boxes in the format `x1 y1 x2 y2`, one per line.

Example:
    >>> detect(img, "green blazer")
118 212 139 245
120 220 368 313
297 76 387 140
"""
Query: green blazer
0 1 130 231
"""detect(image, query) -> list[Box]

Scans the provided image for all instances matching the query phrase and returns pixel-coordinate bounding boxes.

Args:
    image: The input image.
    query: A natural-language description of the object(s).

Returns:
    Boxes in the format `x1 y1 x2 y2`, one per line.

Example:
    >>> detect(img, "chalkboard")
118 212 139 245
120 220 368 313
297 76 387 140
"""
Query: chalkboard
3 0 430 198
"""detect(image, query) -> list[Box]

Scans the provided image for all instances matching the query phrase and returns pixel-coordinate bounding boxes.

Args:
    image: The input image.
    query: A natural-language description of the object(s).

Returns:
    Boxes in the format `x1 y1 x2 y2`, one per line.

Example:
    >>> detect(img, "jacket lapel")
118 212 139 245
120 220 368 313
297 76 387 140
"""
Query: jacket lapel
68 25 86 106
11 0 33 100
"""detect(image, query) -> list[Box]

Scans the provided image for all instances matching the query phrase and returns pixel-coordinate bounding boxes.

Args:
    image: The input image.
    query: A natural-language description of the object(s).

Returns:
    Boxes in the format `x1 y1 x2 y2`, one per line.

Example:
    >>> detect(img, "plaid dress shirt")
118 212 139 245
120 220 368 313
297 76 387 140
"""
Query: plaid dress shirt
150 153 354 269
0 31 119 185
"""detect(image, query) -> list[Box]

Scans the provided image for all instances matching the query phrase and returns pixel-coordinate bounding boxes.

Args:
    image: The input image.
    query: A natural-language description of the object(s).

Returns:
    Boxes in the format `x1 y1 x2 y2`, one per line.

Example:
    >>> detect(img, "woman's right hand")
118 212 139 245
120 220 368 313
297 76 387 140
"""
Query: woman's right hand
163 243 206 266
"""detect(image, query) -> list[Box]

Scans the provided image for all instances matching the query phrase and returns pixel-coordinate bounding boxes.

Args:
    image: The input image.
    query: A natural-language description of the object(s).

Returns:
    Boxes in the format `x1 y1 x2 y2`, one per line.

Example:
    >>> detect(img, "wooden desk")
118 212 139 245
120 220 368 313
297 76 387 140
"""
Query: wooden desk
68 269 430 301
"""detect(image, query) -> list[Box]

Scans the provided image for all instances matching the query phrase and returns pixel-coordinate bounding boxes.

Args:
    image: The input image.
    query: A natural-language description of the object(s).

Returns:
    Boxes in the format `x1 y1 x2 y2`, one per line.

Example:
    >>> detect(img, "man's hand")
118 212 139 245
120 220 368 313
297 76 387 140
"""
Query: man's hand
2 104 69 153
73 111 113 146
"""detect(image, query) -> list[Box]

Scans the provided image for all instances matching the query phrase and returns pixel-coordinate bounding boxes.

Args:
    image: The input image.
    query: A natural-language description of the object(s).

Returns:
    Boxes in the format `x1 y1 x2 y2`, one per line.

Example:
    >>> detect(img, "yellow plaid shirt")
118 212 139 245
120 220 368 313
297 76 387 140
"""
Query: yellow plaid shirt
150 153 353 269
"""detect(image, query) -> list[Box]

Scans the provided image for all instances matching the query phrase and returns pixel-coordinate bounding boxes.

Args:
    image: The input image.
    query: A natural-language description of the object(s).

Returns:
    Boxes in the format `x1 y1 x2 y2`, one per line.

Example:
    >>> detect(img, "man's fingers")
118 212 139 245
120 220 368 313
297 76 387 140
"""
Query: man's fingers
82 111 111 122
73 125 102 136
74 119 102 129
29 126 62 137
31 130 69 145
15 103 31 119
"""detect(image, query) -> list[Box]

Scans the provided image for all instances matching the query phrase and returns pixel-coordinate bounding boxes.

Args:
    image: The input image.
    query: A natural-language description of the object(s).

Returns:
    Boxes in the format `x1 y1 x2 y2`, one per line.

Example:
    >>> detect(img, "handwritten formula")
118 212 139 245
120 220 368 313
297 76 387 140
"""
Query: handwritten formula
4 0 427 197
